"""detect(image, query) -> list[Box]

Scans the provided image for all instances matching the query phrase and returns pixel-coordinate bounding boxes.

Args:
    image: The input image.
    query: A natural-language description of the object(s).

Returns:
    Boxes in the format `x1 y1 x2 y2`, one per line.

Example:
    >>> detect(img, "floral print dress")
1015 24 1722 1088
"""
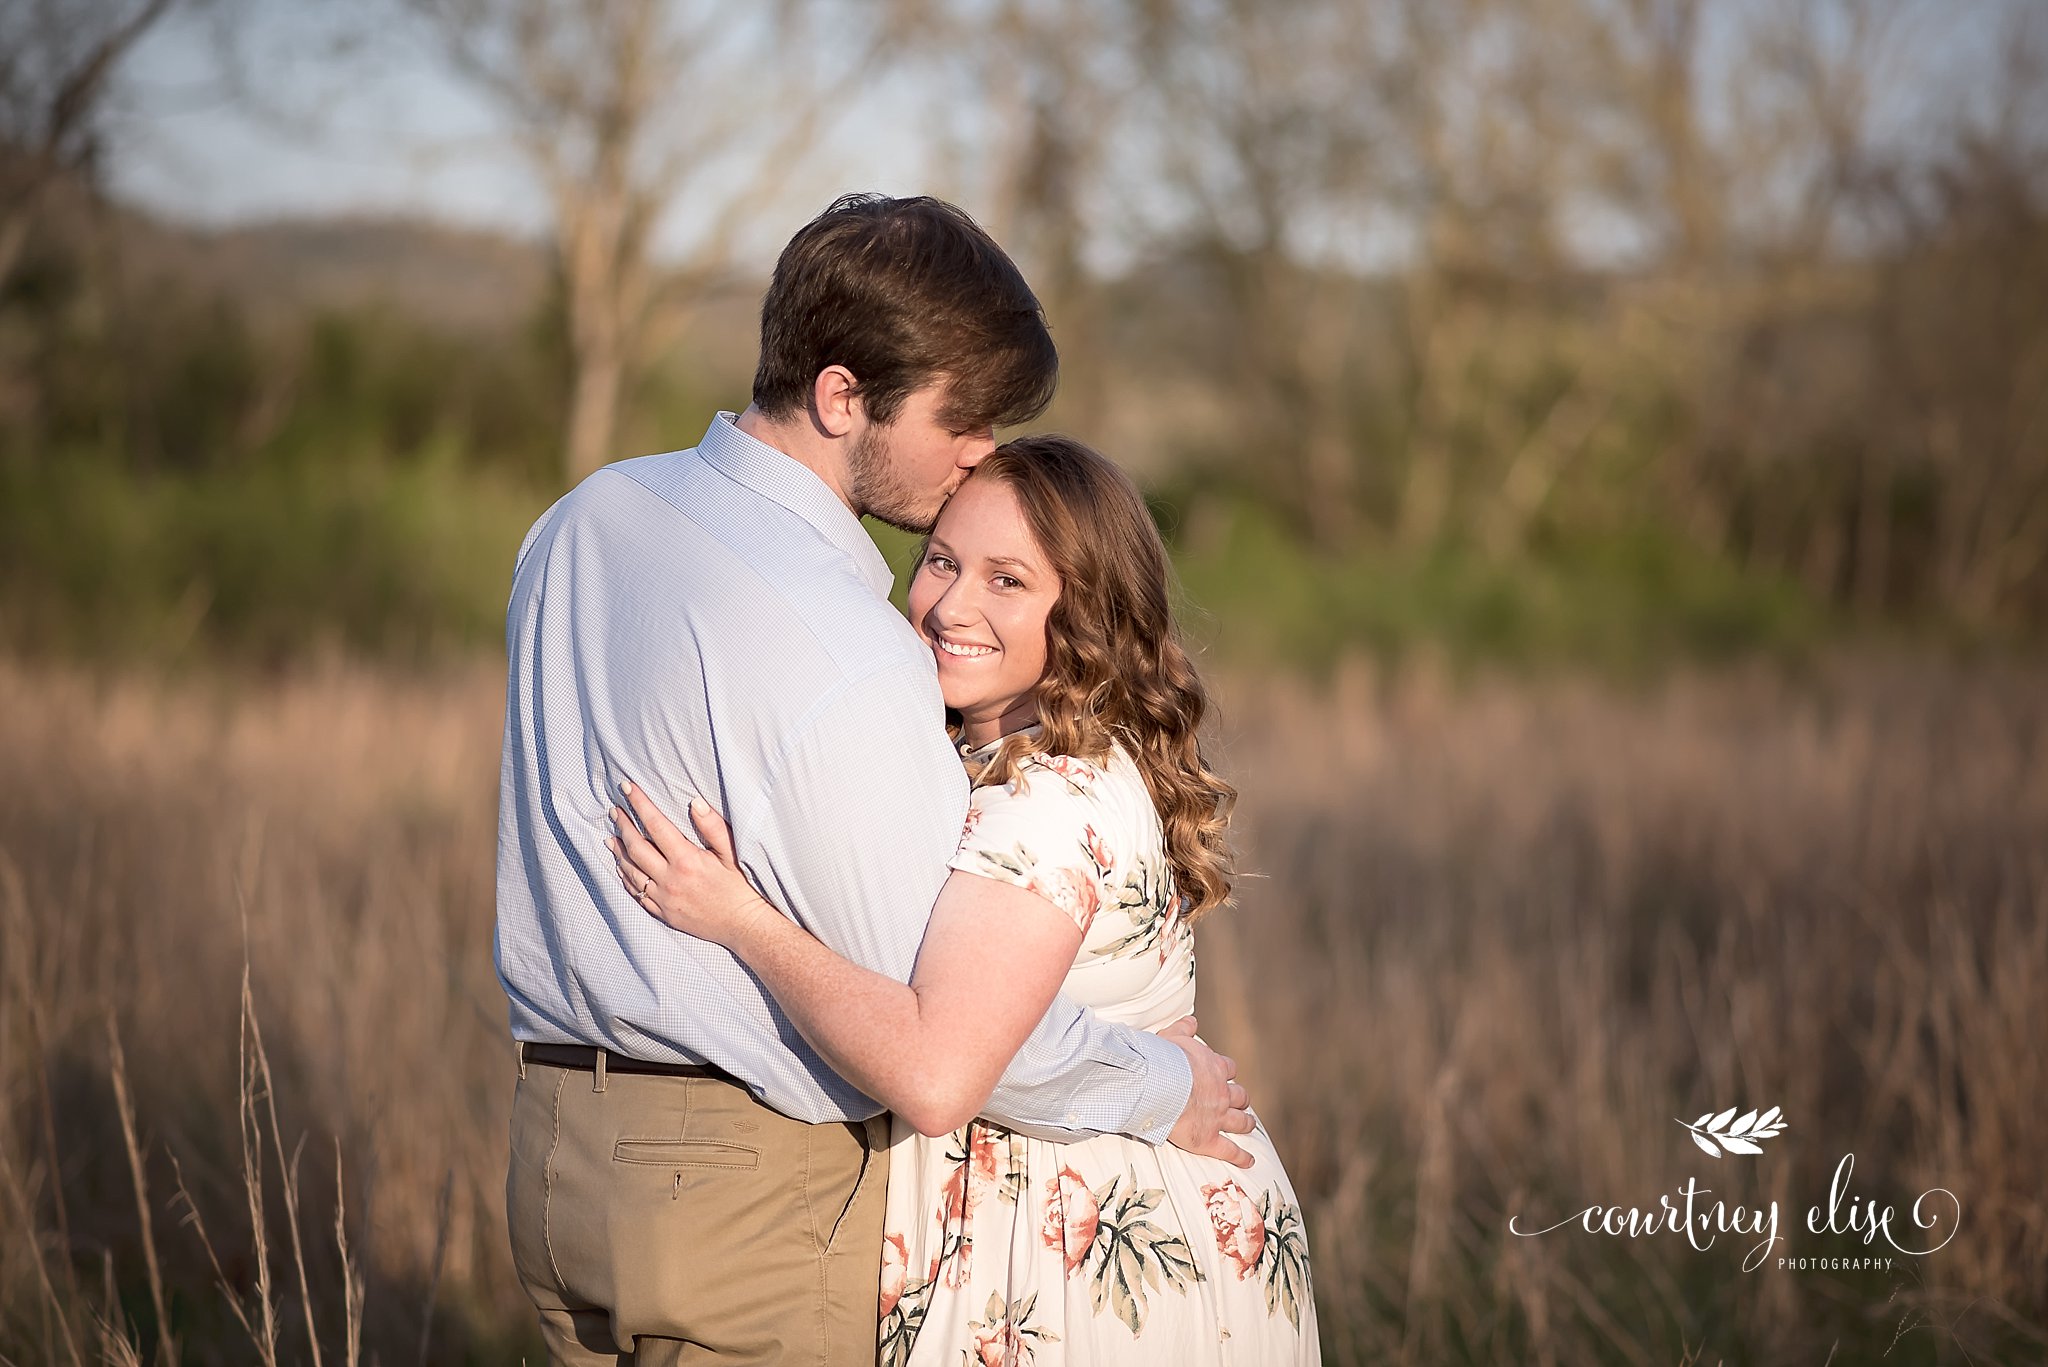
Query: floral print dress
878 740 1318 1366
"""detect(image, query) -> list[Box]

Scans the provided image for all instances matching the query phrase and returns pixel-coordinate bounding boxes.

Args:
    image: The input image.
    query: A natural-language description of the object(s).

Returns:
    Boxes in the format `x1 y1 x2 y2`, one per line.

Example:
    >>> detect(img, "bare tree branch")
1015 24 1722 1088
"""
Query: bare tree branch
398 0 896 480
0 0 183 293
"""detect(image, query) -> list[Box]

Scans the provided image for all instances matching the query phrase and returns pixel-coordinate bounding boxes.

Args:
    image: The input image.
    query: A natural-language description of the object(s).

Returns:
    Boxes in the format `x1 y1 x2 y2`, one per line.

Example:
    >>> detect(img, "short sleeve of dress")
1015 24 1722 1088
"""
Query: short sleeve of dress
947 753 1119 933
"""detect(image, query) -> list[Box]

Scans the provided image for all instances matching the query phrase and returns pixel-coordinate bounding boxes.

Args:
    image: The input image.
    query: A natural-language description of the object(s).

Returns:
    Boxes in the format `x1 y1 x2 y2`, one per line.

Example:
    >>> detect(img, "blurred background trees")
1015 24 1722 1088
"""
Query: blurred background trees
398 0 904 480
2 0 2044 667
0 0 180 293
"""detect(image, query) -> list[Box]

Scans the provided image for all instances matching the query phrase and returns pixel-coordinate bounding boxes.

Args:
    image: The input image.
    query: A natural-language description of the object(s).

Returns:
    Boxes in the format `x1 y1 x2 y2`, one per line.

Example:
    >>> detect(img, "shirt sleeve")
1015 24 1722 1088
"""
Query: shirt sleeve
736 660 964 983
745 690 1190 1143
947 756 1119 933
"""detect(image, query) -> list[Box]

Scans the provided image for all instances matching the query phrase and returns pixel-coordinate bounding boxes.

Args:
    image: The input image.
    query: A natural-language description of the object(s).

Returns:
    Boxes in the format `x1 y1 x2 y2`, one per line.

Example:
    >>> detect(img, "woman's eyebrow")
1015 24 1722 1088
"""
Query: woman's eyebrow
927 540 1037 574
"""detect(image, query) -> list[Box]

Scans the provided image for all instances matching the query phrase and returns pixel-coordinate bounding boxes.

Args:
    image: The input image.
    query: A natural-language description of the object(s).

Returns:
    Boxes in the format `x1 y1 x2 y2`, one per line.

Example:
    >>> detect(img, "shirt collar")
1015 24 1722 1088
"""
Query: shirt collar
958 722 1045 762
695 412 895 600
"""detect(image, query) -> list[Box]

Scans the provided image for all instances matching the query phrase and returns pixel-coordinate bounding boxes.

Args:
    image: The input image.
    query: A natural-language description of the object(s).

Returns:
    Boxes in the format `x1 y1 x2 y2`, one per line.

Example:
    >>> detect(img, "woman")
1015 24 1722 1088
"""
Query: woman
607 435 1317 1365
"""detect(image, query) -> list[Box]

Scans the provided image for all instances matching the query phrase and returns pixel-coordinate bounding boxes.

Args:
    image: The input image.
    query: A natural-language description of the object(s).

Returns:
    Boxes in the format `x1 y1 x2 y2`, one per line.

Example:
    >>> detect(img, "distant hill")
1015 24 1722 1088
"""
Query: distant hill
108 203 761 372
12 187 758 396
110 209 551 333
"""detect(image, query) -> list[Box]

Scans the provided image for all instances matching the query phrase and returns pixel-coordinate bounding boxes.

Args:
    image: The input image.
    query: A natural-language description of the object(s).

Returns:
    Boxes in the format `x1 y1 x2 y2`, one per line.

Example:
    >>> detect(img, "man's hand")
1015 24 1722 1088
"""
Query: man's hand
1161 1016 1256 1168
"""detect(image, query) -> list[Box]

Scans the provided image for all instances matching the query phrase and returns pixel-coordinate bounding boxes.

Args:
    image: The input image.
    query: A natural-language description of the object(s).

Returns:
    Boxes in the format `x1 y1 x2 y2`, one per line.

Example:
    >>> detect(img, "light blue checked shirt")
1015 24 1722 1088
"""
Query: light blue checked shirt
495 413 1192 1141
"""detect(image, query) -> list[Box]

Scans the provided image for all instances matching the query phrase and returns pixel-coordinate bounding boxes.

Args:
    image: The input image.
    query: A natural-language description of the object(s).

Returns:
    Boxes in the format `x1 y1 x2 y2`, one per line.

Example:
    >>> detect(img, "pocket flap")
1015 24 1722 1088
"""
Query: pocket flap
613 1138 759 1169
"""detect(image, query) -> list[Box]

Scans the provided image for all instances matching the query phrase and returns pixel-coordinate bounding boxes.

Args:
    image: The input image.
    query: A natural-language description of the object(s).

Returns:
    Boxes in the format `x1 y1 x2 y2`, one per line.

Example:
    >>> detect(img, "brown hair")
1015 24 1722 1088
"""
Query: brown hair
959 435 1237 921
752 194 1059 433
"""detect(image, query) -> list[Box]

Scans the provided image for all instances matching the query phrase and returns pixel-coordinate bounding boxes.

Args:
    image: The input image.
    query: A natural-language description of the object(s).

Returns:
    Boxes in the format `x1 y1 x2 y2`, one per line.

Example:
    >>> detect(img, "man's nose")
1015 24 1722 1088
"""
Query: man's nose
958 432 997 467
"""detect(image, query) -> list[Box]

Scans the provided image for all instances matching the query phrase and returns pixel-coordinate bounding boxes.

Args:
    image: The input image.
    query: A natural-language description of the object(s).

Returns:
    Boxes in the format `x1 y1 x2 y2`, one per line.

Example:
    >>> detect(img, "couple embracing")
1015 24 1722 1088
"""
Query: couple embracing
496 194 1317 1366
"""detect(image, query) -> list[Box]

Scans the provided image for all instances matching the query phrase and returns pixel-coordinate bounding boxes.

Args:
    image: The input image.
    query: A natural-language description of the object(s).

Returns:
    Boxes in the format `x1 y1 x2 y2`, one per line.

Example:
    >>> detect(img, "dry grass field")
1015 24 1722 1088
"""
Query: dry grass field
1 655 2042 1365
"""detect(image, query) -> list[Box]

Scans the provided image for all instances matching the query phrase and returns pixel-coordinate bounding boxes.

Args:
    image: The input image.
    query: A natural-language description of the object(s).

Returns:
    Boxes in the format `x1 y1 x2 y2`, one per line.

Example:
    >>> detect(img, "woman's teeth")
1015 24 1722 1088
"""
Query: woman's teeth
937 638 995 657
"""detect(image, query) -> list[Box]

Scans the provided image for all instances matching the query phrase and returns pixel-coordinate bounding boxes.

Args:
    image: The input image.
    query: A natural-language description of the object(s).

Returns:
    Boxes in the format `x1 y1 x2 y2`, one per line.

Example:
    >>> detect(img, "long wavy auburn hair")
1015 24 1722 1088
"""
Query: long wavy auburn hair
944 434 1237 921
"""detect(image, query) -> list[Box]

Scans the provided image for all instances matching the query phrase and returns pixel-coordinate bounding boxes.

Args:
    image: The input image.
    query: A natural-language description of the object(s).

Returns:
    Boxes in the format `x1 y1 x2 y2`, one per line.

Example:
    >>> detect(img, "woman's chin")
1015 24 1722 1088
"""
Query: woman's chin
942 699 1009 736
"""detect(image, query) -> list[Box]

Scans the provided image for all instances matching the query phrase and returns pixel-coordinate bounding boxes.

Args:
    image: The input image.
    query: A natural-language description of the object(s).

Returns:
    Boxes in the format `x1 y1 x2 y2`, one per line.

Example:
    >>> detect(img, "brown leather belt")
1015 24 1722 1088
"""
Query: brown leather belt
521 1042 738 1083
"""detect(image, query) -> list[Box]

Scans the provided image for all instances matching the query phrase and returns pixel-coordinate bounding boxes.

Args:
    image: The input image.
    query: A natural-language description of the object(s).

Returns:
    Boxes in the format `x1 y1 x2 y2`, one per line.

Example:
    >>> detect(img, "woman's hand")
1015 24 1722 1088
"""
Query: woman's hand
608 781 769 949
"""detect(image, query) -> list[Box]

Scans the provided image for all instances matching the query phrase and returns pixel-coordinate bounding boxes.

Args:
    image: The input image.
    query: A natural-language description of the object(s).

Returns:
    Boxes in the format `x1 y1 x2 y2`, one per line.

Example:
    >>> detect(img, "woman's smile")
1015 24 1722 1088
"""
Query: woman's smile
934 634 998 658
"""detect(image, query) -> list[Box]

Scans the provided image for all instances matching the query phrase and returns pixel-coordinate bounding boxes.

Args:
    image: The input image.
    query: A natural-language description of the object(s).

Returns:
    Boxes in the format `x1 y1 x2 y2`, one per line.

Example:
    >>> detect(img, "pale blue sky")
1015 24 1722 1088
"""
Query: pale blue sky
104 0 2042 272
108 2 955 265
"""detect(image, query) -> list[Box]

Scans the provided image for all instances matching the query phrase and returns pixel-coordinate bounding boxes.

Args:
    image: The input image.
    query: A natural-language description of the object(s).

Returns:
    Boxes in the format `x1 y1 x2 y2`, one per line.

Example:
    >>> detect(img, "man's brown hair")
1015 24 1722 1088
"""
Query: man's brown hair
752 194 1059 432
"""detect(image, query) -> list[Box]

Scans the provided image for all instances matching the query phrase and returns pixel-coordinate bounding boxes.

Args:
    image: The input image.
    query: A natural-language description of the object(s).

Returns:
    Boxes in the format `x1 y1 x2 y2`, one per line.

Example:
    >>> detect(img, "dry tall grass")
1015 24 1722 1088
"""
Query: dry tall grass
1 655 2041 1364
1211 657 2048 1365
0 660 514 1365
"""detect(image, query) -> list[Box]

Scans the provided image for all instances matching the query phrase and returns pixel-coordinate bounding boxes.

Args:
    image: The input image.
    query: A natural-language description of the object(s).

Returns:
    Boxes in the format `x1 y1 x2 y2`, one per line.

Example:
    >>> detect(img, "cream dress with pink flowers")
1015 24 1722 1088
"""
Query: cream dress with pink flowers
877 742 1318 1367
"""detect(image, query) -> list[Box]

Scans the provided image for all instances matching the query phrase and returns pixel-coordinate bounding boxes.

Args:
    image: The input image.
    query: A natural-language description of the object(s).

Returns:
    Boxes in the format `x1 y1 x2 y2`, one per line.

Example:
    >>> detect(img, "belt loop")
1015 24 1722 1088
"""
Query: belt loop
593 1049 607 1094
517 1040 528 1080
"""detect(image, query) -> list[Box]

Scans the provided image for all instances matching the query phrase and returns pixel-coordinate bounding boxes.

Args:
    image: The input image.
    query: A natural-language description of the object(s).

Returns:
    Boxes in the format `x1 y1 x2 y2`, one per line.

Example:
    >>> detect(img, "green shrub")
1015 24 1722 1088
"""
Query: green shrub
0 445 547 665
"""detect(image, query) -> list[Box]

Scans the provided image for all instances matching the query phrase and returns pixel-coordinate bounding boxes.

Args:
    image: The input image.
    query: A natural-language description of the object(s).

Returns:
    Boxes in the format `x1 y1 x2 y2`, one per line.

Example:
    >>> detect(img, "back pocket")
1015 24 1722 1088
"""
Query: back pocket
613 1138 759 1169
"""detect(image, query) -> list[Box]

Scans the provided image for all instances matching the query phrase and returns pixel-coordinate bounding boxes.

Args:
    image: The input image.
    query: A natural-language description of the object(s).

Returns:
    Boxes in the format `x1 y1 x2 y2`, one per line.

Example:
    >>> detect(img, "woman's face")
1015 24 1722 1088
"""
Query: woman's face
906 475 1060 746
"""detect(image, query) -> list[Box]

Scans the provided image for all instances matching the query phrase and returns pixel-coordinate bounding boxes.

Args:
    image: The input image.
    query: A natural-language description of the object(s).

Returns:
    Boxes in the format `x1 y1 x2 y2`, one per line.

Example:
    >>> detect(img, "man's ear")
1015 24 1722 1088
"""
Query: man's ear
809 365 862 439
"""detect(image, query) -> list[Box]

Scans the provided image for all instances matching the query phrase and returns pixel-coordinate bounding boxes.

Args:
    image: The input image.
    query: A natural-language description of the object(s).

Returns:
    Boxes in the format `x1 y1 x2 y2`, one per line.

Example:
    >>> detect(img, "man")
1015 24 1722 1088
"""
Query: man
497 194 1249 1366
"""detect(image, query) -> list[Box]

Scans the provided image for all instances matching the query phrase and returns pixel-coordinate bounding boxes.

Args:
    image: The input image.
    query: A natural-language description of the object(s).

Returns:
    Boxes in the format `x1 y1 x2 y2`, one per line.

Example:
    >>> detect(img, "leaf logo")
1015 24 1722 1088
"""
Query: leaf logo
1678 1106 1785 1157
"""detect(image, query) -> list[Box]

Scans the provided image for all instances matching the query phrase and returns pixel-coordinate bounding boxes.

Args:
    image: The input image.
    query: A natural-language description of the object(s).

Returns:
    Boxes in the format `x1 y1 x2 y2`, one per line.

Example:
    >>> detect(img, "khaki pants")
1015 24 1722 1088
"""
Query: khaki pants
507 1048 891 1365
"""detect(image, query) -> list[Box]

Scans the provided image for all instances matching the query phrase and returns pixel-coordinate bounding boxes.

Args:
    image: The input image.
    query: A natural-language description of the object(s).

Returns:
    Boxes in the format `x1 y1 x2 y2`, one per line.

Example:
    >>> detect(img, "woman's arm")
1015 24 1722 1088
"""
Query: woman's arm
610 782 1083 1136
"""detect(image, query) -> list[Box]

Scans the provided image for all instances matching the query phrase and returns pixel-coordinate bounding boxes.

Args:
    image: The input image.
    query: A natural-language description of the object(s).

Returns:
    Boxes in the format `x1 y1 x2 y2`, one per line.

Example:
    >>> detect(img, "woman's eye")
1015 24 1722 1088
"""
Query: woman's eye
994 575 1023 590
925 554 956 572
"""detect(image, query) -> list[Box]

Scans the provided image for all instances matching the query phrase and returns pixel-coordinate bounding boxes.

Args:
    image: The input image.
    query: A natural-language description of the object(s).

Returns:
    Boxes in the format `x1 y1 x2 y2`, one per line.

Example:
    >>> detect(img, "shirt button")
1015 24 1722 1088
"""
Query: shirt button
1067 1112 1081 1125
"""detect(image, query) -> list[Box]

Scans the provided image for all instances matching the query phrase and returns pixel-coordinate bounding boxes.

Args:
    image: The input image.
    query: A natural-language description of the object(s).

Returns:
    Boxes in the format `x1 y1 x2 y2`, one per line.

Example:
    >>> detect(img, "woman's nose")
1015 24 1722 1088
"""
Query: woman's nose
932 575 980 624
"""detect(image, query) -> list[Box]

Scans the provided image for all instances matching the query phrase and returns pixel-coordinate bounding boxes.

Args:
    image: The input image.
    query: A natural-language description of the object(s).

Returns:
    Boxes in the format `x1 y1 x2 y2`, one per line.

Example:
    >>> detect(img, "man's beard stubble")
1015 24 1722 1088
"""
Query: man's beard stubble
847 423 945 535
